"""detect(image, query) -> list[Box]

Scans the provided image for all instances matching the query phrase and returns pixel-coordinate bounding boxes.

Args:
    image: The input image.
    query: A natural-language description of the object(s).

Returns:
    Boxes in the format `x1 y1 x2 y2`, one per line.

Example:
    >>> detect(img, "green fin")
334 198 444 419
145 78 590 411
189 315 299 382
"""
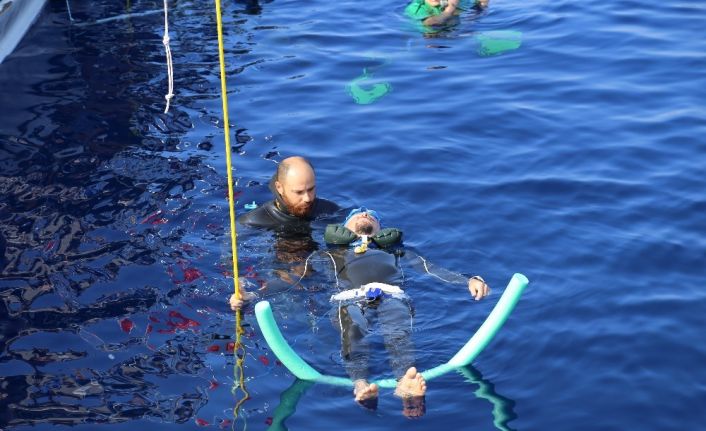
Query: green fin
475 30 523 56
346 68 391 105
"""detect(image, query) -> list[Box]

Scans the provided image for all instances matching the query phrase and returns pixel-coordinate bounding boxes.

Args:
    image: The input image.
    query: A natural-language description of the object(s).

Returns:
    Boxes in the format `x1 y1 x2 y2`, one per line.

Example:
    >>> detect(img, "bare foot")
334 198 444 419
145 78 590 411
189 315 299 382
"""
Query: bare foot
394 367 426 398
353 380 379 411
395 367 427 418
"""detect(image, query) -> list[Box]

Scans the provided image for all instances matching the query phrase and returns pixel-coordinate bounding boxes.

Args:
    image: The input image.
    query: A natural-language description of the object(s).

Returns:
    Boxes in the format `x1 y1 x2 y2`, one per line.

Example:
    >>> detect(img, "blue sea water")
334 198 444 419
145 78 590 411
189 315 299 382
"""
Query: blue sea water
1 0 705 430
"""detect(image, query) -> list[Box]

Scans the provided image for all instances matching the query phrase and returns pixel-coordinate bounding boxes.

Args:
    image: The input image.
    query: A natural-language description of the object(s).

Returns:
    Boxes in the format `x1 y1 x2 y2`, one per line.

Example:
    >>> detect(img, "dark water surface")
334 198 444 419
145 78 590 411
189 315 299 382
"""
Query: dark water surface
1 0 705 430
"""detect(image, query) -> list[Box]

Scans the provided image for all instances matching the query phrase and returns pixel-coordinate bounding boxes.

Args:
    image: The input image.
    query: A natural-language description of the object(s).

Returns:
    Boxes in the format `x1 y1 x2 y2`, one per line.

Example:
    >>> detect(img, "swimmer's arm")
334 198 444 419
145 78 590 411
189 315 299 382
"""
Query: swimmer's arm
423 0 460 26
402 249 467 283
228 250 331 310
401 249 490 301
272 249 346 291
271 249 329 285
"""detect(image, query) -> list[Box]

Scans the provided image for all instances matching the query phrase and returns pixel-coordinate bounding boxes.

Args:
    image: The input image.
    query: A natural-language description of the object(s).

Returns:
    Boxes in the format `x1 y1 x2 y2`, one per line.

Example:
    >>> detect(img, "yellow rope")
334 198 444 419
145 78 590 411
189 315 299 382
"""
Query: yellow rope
214 0 239 306
214 0 250 425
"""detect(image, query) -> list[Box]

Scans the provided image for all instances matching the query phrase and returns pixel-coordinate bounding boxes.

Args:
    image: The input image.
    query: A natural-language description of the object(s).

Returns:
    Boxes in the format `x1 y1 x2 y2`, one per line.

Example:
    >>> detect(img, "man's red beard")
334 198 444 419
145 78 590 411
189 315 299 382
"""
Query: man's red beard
283 197 312 217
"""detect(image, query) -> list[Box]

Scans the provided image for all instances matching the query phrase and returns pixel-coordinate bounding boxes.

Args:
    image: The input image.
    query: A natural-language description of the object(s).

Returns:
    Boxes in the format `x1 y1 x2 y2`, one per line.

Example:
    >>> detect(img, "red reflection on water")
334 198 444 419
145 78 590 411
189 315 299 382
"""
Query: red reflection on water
169 260 204 284
141 211 167 225
182 268 203 283
243 265 257 279
225 189 242 200
168 310 200 329
119 318 134 333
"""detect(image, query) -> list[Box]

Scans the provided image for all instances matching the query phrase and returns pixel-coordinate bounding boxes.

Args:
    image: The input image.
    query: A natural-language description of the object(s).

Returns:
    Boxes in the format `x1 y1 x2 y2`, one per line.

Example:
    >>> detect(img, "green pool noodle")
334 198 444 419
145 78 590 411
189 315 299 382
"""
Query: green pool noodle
475 30 523 56
255 272 528 388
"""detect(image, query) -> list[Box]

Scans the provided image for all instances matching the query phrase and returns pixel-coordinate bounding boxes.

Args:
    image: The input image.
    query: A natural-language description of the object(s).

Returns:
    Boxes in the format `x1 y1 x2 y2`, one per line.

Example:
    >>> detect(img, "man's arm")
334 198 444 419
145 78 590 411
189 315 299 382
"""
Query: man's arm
423 0 461 26
228 249 341 310
401 248 490 300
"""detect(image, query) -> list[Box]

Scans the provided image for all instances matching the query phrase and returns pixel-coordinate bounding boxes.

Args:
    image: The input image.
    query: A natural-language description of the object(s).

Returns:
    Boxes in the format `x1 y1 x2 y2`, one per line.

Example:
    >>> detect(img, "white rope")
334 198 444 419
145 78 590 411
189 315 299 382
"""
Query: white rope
338 299 345 345
162 0 174 113
294 251 339 289
417 255 455 283
323 251 340 288
65 0 75 22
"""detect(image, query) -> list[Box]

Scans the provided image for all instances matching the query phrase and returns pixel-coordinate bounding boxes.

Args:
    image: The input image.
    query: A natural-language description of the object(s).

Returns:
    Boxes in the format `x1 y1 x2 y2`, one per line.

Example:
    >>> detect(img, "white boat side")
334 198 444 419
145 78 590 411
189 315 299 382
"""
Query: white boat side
0 0 47 64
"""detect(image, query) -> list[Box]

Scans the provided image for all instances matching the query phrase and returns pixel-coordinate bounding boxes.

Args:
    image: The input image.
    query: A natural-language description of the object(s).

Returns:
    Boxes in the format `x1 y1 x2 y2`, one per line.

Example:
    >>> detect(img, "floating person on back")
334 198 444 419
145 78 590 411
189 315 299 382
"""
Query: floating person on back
405 0 488 29
261 207 490 417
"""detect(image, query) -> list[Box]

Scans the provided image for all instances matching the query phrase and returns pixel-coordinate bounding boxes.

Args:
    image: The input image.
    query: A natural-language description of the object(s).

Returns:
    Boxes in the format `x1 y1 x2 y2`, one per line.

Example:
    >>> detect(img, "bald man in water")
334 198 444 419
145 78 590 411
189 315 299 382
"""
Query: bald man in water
231 156 339 308
238 156 338 229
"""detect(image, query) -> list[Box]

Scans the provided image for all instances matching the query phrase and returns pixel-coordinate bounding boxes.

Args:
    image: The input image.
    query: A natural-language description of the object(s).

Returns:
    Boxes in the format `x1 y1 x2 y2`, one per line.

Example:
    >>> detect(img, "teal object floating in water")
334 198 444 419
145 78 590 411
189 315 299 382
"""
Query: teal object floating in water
475 30 523 56
346 68 391 105
254 273 529 388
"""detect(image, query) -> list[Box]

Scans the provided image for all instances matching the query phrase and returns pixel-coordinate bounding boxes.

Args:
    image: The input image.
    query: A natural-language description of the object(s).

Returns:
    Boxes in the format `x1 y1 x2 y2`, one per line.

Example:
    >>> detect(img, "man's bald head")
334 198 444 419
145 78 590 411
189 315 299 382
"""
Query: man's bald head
274 156 317 217
276 156 315 183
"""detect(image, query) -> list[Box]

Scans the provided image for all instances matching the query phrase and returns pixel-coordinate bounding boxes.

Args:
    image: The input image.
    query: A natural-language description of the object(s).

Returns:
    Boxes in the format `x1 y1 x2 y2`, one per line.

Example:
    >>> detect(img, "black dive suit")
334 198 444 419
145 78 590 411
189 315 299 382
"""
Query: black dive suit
238 175 338 231
328 248 416 382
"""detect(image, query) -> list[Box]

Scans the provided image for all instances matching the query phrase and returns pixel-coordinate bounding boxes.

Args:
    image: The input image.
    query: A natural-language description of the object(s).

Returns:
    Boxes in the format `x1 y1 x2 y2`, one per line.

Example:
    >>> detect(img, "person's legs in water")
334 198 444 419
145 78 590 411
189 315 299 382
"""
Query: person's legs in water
333 304 378 409
378 298 427 418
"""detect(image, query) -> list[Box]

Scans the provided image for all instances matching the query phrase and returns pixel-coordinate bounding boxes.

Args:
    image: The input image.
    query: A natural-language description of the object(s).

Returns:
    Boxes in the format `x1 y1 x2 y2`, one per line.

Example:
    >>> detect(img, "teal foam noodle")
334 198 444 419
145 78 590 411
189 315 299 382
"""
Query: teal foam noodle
255 273 529 388
255 301 323 382
255 301 353 386
447 273 528 367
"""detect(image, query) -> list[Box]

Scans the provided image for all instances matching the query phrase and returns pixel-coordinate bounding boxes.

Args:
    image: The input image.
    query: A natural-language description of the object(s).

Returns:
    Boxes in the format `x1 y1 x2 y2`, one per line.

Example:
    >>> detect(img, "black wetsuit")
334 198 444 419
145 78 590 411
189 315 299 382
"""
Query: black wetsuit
238 175 338 231
239 199 338 230
329 248 415 382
